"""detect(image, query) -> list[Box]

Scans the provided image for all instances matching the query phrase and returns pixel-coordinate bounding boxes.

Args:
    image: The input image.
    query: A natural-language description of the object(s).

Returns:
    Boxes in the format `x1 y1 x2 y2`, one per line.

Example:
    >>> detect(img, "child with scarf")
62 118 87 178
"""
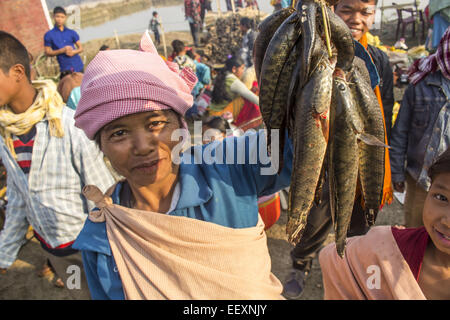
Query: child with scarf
0 31 115 298
390 26 450 228
319 147 450 300
72 32 292 300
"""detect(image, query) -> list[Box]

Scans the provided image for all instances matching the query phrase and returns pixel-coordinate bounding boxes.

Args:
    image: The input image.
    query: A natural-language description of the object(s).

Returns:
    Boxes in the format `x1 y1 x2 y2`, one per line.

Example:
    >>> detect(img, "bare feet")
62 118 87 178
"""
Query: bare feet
54 277 65 288
37 262 53 277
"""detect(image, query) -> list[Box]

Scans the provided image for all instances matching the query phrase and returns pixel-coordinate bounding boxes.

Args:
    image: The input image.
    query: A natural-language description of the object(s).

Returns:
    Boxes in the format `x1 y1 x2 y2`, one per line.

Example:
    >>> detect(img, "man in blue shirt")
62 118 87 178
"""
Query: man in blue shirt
44 7 84 78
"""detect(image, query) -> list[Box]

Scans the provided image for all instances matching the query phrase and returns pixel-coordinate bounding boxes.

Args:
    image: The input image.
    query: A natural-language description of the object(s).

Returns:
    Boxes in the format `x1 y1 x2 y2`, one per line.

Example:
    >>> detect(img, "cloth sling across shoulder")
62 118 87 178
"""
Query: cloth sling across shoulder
83 184 284 300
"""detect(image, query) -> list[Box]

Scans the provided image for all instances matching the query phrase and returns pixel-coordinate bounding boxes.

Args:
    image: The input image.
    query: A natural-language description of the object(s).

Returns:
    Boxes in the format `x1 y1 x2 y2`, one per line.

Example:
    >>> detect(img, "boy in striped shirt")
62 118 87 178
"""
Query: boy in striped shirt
0 31 115 299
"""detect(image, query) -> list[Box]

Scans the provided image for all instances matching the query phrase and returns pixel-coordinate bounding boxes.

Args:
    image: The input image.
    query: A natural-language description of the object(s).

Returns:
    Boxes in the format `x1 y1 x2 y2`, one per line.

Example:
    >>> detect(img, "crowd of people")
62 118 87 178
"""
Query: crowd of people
0 0 449 300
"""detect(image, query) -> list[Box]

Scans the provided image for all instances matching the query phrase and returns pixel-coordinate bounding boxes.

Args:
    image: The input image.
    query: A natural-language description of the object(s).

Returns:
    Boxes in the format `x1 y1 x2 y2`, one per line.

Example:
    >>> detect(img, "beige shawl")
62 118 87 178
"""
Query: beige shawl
0 79 64 158
83 184 284 300
319 225 426 300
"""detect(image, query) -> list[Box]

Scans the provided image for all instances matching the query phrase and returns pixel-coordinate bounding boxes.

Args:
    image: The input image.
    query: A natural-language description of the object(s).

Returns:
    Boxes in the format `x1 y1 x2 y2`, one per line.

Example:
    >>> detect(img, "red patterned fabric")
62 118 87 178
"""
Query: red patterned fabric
74 31 197 139
391 226 429 281
184 0 202 23
408 26 450 85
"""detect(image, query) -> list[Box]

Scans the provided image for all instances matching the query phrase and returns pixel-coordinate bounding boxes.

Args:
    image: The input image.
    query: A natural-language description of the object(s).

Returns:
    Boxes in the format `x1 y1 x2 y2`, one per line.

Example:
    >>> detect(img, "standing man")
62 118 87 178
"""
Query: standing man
184 0 202 47
239 17 258 68
390 27 450 228
44 6 84 79
283 0 394 299
429 0 450 50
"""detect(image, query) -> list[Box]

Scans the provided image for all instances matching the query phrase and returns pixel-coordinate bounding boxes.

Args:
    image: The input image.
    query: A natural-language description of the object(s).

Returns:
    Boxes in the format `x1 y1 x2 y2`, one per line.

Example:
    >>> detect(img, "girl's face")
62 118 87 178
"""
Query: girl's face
423 173 450 255
232 64 245 79
99 110 182 187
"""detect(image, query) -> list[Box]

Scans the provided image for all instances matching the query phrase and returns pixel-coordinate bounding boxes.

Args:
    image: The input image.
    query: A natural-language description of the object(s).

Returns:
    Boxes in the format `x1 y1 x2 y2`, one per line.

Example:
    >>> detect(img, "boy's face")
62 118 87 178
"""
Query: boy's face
334 0 377 41
0 68 19 107
423 173 450 256
54 13 67 27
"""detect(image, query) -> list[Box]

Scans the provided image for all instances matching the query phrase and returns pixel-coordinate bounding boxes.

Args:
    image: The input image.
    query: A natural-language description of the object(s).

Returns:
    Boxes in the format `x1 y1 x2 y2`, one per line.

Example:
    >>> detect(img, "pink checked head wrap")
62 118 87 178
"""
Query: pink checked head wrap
74 31 197 140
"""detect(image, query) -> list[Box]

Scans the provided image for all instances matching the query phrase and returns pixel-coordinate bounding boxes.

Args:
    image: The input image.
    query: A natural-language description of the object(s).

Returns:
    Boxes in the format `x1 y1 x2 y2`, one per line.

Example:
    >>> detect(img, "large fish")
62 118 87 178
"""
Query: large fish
326 6 354 72
349 58 386 225
259 12 302 151
254 7 296 83
296 0 318 85
286 53 334 245
269 40 302 173
329 74 360 258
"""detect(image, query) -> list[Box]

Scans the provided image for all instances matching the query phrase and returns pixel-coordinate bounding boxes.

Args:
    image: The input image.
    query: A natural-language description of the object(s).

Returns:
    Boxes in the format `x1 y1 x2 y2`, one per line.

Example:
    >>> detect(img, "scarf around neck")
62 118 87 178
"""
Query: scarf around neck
408 27 450 85
0 79 64 158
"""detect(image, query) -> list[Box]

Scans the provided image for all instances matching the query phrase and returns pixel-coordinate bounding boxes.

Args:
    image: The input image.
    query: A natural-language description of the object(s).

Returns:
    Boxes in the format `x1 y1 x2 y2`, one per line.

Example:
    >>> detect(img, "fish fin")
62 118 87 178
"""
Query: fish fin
356 133 390 148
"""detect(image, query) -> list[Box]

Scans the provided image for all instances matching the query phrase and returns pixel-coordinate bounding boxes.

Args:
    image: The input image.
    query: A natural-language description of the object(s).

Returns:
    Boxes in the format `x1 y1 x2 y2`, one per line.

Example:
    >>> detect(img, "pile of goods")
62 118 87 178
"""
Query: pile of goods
255 0 387 257
202 8 268 64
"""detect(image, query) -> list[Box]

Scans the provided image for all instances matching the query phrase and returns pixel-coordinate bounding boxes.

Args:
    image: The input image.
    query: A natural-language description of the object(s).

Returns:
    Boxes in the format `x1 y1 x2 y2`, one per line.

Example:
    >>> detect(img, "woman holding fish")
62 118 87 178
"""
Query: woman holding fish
71 32 293 300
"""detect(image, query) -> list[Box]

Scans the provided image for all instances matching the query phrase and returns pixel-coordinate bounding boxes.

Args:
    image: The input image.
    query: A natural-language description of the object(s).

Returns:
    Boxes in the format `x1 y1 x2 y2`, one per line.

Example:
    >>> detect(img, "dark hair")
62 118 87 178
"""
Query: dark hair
428 148 450 183
240 17 253 29
203 116 231 134
211 56 245 104
0 31 31 81
171 40 185 55
59 70 73 80
53 6 66 15
152 11 158 16
335 0 378 9
99 44 109 51
186 49 195 60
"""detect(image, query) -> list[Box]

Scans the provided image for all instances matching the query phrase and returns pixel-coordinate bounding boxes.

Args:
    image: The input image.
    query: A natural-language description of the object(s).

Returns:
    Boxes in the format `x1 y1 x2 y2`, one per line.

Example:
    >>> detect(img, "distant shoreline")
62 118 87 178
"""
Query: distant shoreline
71 0 184 28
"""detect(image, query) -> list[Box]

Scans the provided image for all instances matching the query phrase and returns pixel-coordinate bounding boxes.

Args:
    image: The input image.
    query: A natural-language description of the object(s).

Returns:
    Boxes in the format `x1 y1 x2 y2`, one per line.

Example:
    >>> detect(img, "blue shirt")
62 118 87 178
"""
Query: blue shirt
192 61 211 97
73 131 293 299
66 87 81 110
44 26 84 72
281 0 291 8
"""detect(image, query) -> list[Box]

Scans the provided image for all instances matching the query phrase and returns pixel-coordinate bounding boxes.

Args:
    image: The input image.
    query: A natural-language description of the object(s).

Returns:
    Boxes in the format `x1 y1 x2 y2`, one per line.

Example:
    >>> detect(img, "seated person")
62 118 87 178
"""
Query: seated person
319 148 450 300
186 48 211 99
208 56 260 127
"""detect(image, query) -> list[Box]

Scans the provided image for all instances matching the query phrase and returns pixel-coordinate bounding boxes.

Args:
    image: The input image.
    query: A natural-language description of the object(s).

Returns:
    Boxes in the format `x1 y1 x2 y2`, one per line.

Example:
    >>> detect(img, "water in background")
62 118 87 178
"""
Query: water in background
77 0 427 42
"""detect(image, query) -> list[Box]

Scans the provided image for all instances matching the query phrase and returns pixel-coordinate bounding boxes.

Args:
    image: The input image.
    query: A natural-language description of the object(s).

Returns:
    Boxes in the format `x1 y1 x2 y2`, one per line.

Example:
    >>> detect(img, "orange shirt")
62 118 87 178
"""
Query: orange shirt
359 33 393 207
